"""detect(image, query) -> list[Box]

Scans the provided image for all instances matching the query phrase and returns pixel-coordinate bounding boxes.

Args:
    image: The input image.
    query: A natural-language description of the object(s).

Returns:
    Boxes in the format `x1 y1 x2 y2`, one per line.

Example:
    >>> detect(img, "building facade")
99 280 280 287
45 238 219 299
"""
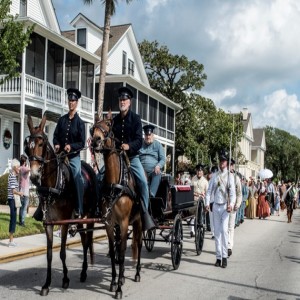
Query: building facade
0 0 181 174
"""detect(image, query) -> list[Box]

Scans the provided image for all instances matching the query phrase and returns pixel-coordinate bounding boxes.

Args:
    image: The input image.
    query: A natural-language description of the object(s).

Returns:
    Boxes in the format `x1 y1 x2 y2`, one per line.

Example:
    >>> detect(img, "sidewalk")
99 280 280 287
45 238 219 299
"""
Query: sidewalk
0 205 107 264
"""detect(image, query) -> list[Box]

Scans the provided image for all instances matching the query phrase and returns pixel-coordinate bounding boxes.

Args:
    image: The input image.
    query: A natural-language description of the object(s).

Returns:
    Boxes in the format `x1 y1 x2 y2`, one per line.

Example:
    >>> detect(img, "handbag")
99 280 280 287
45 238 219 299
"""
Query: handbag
14 194 21 208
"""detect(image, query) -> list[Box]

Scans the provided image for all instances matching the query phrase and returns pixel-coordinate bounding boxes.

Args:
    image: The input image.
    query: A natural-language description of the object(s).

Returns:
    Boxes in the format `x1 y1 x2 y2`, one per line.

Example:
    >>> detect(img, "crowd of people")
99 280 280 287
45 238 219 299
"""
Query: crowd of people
175 155 299 268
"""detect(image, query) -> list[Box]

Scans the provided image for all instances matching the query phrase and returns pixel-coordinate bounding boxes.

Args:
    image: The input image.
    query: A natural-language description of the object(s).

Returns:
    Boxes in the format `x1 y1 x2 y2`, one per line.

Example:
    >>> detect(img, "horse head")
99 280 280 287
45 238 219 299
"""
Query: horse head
25 113 49 186
91 112 114 153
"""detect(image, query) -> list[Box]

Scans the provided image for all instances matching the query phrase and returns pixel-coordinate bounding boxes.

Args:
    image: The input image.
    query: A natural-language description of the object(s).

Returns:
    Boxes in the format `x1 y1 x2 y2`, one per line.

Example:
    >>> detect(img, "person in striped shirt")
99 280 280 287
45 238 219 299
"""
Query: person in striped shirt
7 159 23 247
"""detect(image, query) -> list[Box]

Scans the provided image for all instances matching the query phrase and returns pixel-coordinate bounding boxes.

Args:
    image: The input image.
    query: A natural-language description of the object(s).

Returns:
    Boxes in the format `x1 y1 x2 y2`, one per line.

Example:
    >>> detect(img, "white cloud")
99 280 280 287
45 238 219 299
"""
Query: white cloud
201 88 237 107
145 0 170 13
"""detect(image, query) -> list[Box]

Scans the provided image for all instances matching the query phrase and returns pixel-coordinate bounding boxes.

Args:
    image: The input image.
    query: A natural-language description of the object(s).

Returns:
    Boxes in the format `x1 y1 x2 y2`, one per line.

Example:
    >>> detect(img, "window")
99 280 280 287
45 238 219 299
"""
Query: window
65 50 79 89
13 122 20 159
47 41 64 87
20 0 27 17
77 28 86 48
159 102 167 137
149 97 157 124
138 91 147 121
128 59 134 76
81 58 94 98
122 51 127 74
26 32 45 80
167 108 175 140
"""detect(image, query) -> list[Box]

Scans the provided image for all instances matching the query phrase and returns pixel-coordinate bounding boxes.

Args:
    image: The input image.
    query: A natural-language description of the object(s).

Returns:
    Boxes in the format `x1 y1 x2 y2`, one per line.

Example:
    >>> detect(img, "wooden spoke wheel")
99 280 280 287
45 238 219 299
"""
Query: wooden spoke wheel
194 199 205 255
143 228 156 252
171 214 183 270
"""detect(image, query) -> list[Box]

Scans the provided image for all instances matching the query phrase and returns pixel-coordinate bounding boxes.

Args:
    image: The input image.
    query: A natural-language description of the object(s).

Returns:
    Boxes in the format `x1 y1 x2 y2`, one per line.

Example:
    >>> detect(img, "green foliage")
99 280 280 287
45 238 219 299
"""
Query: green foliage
0 0 33 84
0 173 8 205
139 40 243 169
265 126 300 181
0 213 45 239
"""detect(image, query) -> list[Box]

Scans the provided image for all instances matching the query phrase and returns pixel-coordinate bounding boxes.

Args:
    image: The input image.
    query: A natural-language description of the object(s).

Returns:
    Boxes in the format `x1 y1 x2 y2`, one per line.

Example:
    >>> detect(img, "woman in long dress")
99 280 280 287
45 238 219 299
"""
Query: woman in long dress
257 180 270 219
246 179 258 219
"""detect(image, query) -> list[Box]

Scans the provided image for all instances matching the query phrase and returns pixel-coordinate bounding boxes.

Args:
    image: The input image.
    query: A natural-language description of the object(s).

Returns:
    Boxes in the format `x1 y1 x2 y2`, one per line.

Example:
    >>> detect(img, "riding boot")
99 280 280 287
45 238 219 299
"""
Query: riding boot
140 201 156 231
33 203 43 221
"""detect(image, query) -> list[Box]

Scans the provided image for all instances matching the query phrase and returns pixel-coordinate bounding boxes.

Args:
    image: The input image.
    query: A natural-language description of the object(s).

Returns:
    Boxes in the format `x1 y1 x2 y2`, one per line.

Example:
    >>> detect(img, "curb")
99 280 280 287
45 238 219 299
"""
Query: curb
0 233 107 264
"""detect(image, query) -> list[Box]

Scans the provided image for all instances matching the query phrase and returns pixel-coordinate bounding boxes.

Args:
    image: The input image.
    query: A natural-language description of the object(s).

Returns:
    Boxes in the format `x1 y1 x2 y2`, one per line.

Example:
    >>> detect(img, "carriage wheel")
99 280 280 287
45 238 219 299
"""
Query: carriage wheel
143 228 156 252
171 214 183 270
194 199 205 255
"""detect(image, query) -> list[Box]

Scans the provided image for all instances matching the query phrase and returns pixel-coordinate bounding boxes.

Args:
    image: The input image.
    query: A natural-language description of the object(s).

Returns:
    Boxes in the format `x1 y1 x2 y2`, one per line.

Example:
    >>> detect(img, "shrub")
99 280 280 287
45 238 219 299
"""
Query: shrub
0 173 8 205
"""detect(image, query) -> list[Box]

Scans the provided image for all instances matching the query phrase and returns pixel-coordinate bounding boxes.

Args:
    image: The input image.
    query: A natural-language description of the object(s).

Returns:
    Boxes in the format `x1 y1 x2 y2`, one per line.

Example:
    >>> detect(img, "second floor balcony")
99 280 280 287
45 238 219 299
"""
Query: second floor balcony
0 74 94 122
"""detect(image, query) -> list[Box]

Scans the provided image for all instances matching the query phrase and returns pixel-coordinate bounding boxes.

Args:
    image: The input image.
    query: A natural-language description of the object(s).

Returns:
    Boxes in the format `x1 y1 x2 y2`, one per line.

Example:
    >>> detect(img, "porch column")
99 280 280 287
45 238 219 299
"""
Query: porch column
42 38 48 115
20 45 27 155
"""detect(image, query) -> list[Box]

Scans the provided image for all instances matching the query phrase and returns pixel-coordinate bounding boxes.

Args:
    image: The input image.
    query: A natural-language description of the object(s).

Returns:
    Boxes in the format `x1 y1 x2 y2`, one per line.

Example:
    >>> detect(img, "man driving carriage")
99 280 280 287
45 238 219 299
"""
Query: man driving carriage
111 86 155 230
139 124 166 198
53 88 85 219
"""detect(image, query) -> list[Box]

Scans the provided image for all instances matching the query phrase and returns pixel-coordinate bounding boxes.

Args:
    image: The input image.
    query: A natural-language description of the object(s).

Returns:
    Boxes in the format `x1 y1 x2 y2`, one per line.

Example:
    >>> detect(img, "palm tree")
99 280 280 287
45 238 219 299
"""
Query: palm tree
83 0 133 119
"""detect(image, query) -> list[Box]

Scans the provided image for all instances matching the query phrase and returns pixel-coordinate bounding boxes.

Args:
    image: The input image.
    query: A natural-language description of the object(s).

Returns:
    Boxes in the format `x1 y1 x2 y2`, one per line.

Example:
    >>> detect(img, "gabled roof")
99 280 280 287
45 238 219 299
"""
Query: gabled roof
252 128 266 150
242 112 254 142
70 13 103 34
94 24 130 56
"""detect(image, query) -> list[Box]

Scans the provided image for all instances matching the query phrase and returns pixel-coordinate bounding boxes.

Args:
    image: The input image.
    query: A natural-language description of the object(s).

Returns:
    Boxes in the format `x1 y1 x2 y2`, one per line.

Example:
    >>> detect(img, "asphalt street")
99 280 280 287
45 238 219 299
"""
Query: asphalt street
0 209 299 300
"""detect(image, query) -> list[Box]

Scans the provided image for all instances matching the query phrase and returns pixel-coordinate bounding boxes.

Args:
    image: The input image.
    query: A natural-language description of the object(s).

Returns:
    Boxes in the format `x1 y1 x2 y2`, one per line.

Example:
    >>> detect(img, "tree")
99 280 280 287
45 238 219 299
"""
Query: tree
139 40 243 169
83 0 133 118
0 0 33 84
265 126 300 181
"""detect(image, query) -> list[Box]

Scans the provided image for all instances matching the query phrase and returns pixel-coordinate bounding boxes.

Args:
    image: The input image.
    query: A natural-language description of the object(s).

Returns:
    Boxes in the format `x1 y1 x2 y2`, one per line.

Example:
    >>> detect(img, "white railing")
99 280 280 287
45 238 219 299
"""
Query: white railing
25 74 44 99
81 95 93 114
46 82 63 105
0 74 94 120
0 75 21 93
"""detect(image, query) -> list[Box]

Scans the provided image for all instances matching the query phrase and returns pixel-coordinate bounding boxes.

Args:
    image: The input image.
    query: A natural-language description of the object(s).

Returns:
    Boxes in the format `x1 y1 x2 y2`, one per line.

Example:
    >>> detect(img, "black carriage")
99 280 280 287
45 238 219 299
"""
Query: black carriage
143 174 206 270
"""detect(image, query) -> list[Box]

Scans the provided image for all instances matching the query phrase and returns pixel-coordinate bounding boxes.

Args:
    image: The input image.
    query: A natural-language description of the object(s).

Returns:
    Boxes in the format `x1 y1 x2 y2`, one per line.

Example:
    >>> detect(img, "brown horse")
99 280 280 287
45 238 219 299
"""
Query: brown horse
26 114 97 296
91 116 143 299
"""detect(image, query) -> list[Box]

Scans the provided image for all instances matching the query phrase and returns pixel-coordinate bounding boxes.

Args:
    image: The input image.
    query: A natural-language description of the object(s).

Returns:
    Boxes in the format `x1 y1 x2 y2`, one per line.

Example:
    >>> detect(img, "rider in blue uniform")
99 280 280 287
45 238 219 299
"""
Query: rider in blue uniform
112 86 155 230
53 88 85 218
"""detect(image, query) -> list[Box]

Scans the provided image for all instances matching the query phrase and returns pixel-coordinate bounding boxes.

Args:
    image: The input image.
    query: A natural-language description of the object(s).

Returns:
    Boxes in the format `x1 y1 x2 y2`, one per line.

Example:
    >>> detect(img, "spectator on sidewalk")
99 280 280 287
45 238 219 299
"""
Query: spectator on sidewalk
7 159 23 247
19 154 30 226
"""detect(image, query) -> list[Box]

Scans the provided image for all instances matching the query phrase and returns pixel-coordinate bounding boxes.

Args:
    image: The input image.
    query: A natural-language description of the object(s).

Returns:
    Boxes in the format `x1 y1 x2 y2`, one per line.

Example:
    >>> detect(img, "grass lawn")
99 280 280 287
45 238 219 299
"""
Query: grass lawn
0 213 45 239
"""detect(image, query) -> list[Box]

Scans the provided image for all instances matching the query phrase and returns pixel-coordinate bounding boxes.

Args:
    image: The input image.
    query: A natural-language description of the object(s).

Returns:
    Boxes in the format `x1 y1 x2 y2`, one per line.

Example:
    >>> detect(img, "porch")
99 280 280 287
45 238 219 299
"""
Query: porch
0 74 94 122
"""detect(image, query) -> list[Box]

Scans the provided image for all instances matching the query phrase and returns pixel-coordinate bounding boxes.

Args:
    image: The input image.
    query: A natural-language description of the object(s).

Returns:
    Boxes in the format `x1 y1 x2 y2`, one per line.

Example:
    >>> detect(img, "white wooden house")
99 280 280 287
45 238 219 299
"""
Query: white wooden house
237 108 266 179
0 0 181 174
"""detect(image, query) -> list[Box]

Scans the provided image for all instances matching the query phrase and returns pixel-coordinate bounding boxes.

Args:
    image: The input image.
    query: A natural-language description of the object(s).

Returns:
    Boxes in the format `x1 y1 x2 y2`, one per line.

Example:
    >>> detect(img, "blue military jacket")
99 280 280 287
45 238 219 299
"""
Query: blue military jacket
53 112 85 159
112 110 143 158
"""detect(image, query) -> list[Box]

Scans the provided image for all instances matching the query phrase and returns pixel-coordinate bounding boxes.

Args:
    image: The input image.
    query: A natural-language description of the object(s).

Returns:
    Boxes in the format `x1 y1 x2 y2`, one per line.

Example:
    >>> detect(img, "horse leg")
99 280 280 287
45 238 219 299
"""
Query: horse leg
60 224 70 289
40 225 54 296
132 218 143 283
115 221 129 299
107 226 117 293
80 223 94 282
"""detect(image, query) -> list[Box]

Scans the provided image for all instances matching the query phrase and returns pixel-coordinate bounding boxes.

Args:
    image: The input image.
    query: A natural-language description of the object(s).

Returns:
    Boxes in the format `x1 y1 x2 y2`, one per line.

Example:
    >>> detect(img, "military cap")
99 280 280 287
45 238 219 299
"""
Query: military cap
218 149 229 161
67 88 81 101
143 124 155 135
118 86 133 100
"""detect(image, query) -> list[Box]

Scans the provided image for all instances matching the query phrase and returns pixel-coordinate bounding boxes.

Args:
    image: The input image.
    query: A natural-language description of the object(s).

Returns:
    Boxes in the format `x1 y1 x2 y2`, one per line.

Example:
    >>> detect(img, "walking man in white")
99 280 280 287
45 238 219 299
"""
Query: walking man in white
205 149 236 268
227 159 242 257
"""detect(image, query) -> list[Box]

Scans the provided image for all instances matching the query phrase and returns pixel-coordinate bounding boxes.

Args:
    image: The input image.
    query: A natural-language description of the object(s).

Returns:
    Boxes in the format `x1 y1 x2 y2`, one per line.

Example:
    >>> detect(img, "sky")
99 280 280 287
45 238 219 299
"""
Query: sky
52 0 300 138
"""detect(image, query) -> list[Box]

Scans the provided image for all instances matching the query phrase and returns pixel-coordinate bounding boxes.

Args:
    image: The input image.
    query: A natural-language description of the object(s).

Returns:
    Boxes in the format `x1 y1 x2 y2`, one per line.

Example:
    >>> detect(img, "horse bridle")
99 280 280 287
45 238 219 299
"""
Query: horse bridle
24 133 50 165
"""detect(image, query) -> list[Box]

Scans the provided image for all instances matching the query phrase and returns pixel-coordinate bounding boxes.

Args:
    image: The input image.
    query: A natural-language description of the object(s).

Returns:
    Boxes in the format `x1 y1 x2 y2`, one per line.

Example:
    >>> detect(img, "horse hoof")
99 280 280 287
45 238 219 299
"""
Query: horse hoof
115 291 123 299
80 273 87 282
40 288 49 296
62 279 70 289
110 283 117 292
135 275 140 282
